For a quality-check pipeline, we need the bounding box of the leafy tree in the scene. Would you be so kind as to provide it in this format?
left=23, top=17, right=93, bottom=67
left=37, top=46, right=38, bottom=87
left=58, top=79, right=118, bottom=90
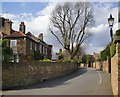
left=57, top=49, right=64, bottom=60
left=2, top=39, right=13, bottom=62
left=100, top=44, right=110, bottom=61
left=110, top=42, right=116, bottom=57
left=82, top=54, right=93, bottom=65
left=82, top=54, right=87, bottom=64
left=49, top=2, right=94, bottom=59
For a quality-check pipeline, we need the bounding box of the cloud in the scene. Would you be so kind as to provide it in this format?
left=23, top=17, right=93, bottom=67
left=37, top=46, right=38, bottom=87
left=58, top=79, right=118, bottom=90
left=90, top=24, right=108, bottom=33
left=36, top=2, right=57, bottom=16
left=86, top=44, right=105, bottom=54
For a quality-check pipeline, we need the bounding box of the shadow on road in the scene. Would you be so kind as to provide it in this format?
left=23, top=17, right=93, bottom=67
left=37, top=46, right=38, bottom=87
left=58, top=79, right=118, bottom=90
left=8, top=67, right=87, bottom=90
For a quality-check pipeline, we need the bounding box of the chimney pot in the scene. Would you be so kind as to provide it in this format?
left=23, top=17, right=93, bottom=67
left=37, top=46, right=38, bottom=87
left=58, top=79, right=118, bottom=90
left=38, top=33, right=43, bottom=41
left=19, top=22, right=25, bottom=34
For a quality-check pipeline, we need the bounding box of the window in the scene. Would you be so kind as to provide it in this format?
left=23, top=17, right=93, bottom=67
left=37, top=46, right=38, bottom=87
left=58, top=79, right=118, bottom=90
left=43, top=46, right=46, bottom=54
left=39, top=45, right=42, bottom=53
left=35, top=43, right=37, bottom=51
left=30, top=41, right=32, bottom=50
left=10, top=40, right=17, bottom=53
left=46, top=47, right=47, bottom=55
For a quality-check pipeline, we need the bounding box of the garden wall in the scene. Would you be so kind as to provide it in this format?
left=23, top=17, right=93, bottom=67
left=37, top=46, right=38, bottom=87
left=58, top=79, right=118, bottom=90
left=93, top=61, right=101, bottom=70
left=2, top=61, right=78, bottom=90
left=111, top=42, right=120, bottom=96
left=102, top=60, right=109, bottom=73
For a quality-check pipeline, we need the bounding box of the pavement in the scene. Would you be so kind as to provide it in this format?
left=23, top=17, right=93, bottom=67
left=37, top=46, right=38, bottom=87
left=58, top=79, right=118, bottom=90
left=2, top=67, right=113, bottom=96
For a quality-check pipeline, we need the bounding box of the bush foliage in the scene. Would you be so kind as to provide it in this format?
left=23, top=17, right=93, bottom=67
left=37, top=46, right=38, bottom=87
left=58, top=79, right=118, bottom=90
left=2, top=39, right=13, bottom=62
left=39, top=59, right=51, bottom=62
left=116, top=29, right=120, bottom=36
left=110, top=42, right=116, bottom=57
left=100, top=44, right=110, bottom=61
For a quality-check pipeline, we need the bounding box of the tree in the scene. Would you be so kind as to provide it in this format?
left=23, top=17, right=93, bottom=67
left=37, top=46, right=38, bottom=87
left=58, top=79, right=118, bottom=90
left=49, top=2, right=94, bottom=59
left=82, top=54, right=93, bottom=66
left=100, top=44, right=110, bottom=61
left=56, top=49, right=64, bottom=60
left=2, top=39, right=13, bottom=62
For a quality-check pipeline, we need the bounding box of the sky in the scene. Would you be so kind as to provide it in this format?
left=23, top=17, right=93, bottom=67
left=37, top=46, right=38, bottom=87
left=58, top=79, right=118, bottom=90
left=1, top=1, right=119, bottom=58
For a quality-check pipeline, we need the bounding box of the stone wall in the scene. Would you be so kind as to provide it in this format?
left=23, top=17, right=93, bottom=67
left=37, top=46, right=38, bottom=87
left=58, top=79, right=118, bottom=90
left=111, top=42, right=120, bottom=96
left=2, top=61, right=78, bottom=90
left=102, top=60, right=109, bottom=73
left=93, top=60, right=110, bottom=73
left=93, top=61, right=101, bottom=70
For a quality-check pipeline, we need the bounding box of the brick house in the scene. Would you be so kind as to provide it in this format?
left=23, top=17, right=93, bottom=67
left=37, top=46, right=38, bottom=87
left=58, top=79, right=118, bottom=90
left=0, top=17, right=52, bottom=62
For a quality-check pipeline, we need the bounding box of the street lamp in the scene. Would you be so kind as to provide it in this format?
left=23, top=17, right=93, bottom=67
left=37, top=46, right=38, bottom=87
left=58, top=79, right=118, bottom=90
left=107, top=14, right=114, bottom=73
left=108, top=14, right=114, bottom=42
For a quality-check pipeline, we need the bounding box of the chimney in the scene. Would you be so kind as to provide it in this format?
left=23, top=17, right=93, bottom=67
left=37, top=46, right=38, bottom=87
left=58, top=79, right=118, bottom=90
left=4, top=19, right=12, bottom=35
left=19, top=22, right=25, bottom=34
left=38, top=33, right=43, bottom=41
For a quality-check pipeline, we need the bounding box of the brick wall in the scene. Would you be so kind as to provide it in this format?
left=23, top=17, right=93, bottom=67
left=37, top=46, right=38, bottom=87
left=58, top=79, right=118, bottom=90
left=111, top=42, right=120, bottom=96
left=2, top=61, right=78, bottom=90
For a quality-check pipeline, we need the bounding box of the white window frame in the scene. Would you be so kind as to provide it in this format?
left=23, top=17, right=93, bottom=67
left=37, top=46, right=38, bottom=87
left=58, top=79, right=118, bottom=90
left=10, top=40, right=17, bottom=53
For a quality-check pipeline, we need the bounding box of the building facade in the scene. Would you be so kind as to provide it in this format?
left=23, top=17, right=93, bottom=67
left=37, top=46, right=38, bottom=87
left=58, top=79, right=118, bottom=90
left=1, top=17, right=52, bottom=62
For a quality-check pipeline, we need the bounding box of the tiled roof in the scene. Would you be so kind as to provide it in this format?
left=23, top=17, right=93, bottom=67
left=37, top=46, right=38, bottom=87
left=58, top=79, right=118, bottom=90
left=0, top=32, right=8, bottom=38
left=26, top=32, right=49, bottom=45
left=5, top=31, right=26, bottom=38
left=26, top=32, right=40, bottom=43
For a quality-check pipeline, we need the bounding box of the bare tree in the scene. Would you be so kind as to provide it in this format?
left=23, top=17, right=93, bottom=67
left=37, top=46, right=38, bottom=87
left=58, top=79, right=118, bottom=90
left=49, top=2, right=94, bottom=59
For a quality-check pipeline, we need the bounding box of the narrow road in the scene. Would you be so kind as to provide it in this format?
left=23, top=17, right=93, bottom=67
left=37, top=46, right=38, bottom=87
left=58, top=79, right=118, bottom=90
left=2, top=67, right=113, bottom=95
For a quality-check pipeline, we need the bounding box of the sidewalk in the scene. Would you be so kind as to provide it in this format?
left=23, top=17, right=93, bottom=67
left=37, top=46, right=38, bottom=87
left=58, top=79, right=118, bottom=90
left=94, top=70, right=113, bottom=96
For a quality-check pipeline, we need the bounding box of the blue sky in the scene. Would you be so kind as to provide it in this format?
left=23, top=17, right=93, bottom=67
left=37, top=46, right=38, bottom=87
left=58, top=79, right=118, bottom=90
left=1, top=2, right=119, bottom=56
left=2, top=2, right=48, bottom=15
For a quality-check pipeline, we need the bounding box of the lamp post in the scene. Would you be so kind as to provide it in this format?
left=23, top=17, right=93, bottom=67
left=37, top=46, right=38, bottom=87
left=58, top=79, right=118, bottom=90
left=108, top=14, right=114, bottom=42
left=107, top=14, right=114, bottom=73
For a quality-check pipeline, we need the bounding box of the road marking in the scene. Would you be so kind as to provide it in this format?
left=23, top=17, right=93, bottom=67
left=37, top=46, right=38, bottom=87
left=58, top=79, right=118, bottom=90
left=98, top=71, right=102, bottom=84
left=93, top=70, right=102, bottom=95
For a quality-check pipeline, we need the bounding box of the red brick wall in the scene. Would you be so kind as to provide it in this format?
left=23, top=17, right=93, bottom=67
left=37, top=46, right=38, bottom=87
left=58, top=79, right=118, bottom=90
left=17, top=39, right=26, bottom=55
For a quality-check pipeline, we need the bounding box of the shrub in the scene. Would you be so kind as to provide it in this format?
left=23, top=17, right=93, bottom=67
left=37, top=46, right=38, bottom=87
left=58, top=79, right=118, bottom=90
left=2, top=39, right=13, bottom=62
left=116, top=29, right=120, bottom=36
left=100, top=44, right=110, bottom=61
left=63, top=59, right=78, bottom=63
left=39, top=59, right=51, bottom=62
left=110, top=42, right=116, bottom=57
left=56, top=60, right=63, bottom=62
left=63, top=59, right=71, bottom=62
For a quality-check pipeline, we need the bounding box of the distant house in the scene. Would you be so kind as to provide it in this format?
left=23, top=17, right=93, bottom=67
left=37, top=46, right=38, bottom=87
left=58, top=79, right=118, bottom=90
left=0, top=17, right=52, bottom=62
left=93, top=52, right=99, bottom=61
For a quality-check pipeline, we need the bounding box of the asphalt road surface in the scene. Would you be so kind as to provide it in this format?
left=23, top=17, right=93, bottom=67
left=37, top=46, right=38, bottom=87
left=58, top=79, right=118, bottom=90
left=2, top=67, right=113, bottom=95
